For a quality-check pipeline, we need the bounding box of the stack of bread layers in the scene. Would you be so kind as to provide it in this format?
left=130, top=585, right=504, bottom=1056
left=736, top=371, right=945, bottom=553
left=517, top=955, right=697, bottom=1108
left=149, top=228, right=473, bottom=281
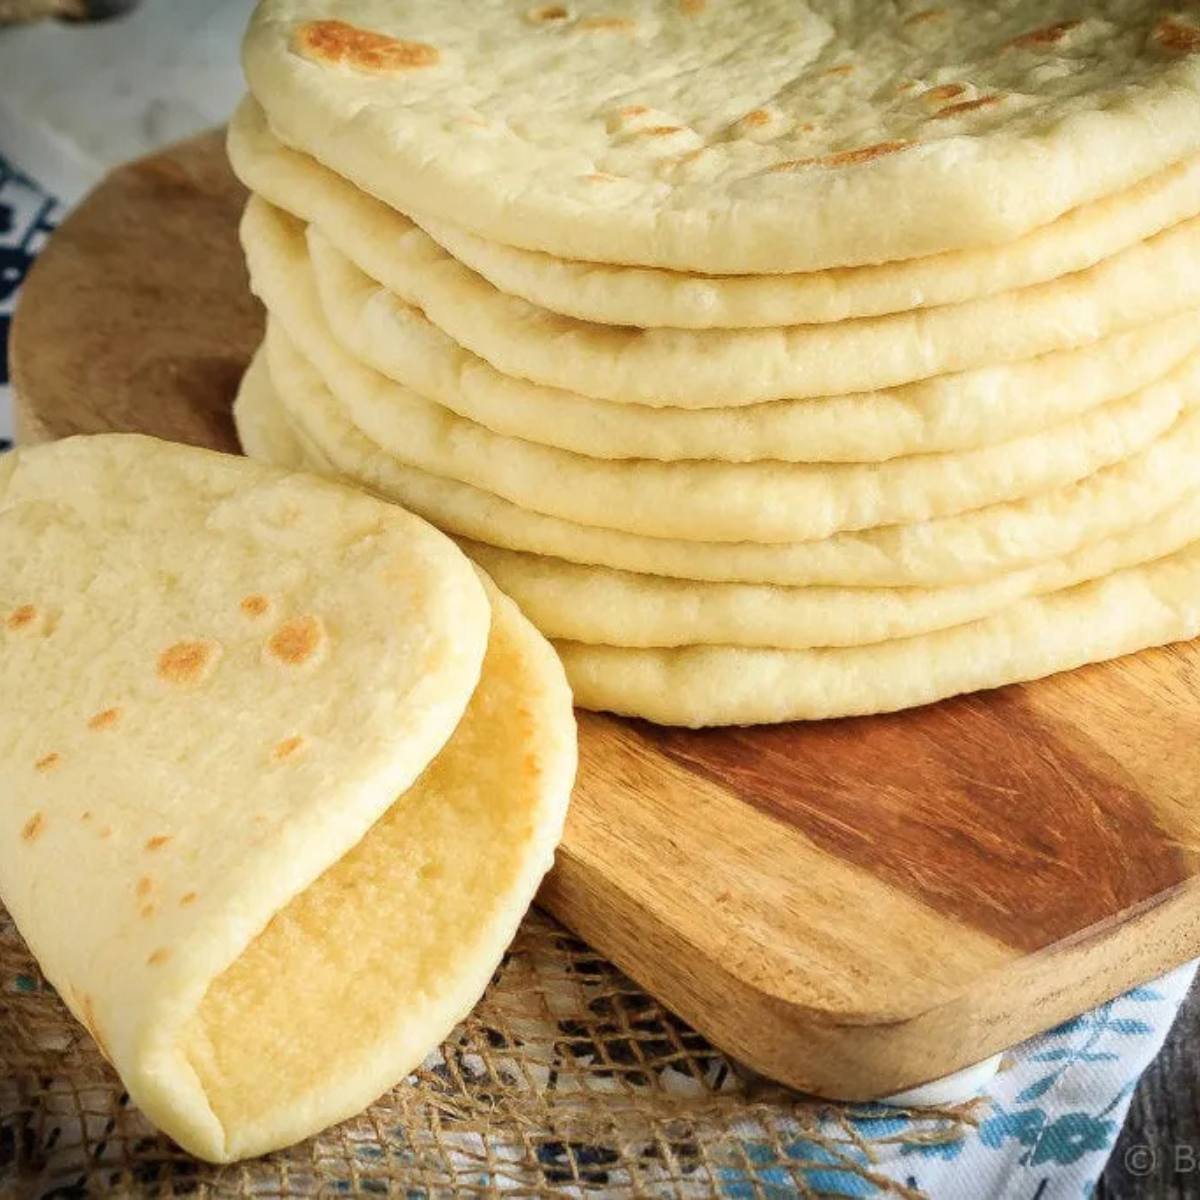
left=232, top=0, right=1200, bottom=727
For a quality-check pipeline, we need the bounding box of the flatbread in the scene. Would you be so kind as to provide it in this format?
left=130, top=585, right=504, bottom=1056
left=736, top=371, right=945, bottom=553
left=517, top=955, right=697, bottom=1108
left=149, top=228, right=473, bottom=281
left=464, top=488, right=1200, bottom=647
left=555, top=543, right=1200, bottom=725
left=229, top=98, right=1200, bottom=329
left=247, top=342, right=1200, bottom=589
left=245, top=204, right=1191, bottom=545
left=277, top=178, right=1200, bottom=465
left=243, top=0, right=1200, bottom=273
left=234, top=366, right=1200, bottom=653
left=0, top=434, right=575, bottom=1160
left=258, top=145, right=1200, bottom=407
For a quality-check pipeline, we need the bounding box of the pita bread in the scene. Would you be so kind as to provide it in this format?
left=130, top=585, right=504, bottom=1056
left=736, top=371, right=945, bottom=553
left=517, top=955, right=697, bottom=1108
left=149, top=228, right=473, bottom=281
left=246, top=341, right=1200, bottom=590
left=249, top=141, right=1200, bottom=407
left=0, top=434, right=575, bottom=1159
left=464, top=490, right=1200, bottom=647
left=245, top=203, right=1191, bottom=545
left=243, top=0, right=1200, bottom=273
left=229, top=98, right=1200, bottom=329
left=556, top=542, right=1200, bottom=724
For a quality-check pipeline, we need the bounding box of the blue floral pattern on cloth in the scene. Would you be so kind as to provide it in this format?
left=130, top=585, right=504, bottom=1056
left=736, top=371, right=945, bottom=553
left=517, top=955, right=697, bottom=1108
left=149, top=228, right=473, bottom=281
left=1, top=156, right=1196, bottom=1200
left=714, top=964, right=1196, bottom=1199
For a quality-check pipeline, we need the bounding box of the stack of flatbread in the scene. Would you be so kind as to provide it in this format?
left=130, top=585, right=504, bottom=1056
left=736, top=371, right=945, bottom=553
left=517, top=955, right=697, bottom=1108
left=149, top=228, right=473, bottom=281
left=232, top=0, right=1200, bottom=727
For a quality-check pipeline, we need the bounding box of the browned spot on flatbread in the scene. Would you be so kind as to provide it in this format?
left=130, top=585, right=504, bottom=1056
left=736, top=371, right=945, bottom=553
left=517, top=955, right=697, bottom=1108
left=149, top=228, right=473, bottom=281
left=81, top=811, right=92, bottom=822
left=922, top=82, right=966, bottom=101
left=157, top=639, right=221, bottom=685
left=578, top=16, right=635, bottom=32
left=637, top=125, right=686, bottom=137
left=88, top=707, right=121, bottom=731
left=1008, top=19, right=1081, bottom=49
left=136, top=876, right=153, bottom=898
left=636, top=686, right=1190, bottom=953
left=140, top=903, right=157, bottom=920
left=34, top=753, right=60, bottom=773
left=771, top=140, right=913, bottom=171
left=1155, top=16, right=1200, bottom=53
left=5, top=605, right=36, bottom=631
left=904, top=8, right=945, bottom=24
left=240, top=594, right=270, bottom=618
left=821, top=63, right=855, bottom=76
left=180, top=891, right=198, bottom=907
left=266, top=615, right=326, bottom=667
left=679, top=0, right=705, bottom=12
left=930, top=94, right=1004, bottom=119
left=98, top=826, right=112, bottom=839
left=21, top=812, right=45, bottom=842
left=740, top=109, right=772, bottom=127
left=292, top=19, right=439, bottom=73
left=617, top=105, right=649, bottom=119
left=147, top=948, right=170, bottom=967
left=583, top=172, right=620, bottom=182
left=273, top=735, right=306, bottom=761
left=526, top=3, right=569, bottom=21
left=145, top=835, right=172, bottom=852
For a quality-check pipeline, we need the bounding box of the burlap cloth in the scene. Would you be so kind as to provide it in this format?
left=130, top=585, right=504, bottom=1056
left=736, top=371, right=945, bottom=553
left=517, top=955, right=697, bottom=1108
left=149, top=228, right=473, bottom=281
left=0, top=899, right=978, bottom=1198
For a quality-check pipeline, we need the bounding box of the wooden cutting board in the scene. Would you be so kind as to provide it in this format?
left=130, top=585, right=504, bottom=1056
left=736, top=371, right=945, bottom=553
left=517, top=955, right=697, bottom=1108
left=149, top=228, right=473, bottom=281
left=12, top=132, right=1200, bottom=1100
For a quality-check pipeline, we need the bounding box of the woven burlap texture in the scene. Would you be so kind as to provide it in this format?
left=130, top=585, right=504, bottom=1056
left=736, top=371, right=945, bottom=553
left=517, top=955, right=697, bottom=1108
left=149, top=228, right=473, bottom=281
left=0, top=903, right=980, bottom=1198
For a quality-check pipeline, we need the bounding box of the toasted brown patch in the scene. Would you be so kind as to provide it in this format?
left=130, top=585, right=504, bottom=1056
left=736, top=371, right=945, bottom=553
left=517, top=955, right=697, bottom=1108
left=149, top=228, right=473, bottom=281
left=145, top=835, right=172, bottom=852
left=930, top=94, right=1003, bottom=119
left=98, top=826, right=112, bottom=839
left=740, top=109, right=772, bottom=127
left=240, top=594, right=270, bottom=619
left=81, top=811, right=92, bottom=822
left=21, top=812, right=45, bottom=842
left=771, top=140, right=913, bottom=172
left=139, top=904, right=157, bottom=920
left=583, top=172, right=620, bottom=182
left=136, top=876, right=153, bottom=898
left=292, top=19, right=439, bottom=72
left=273, top=736, right=306, bottom=761
left=34, top=753, right=61, bottom=774
left=904, top=8, right=945, bottom=24
left=266, top=615, right=326, bottom=667
left=922, top=82, right=966, bottom=101
left=88, top=707, right=121, bottom=732
left=5, top=605, right=36, bottom=631
left=1008, top=20, right=1081, bottom=49
left=180, top=891, right=198, bottom=907
left=1155, top=17, right=1200, bottom=53
left=636, top=125, right=686, bottom=137
left=821, top=63, right=855, bottom=76
left=578, top=16, right=635, bottom=31
left=617, top=104, right=649, bottom=119
left=157, top=639, right=221, bottom=686
left=526, top=3, right=569, bottom=20
left=147, top=948, right=170, bottom=967
left=679, top=0, right=705, bottom=11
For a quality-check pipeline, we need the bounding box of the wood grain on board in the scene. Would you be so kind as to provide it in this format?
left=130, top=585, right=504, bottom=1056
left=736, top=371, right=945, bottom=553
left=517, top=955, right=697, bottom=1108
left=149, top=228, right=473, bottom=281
left=11, top=132, right=1200, bottom=1099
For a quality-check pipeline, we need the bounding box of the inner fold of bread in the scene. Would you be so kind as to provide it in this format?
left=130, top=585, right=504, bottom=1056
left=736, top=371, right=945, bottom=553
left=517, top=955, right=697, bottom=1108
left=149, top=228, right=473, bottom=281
left=176, top=607, right=547, bottom=1160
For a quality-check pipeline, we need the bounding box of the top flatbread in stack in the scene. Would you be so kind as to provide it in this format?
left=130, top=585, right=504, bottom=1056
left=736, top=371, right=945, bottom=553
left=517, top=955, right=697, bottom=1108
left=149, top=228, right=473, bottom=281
left=244, top=0, right=1200, bottom=272
left=236, top=0, right=1200, bottom=726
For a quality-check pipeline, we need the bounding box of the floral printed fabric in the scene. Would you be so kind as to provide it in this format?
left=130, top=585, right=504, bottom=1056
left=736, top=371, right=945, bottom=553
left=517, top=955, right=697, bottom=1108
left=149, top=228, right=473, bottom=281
left=2, top=154, right=1196, bottom=1200
left=716, top=962, right=1196, bottom=1198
